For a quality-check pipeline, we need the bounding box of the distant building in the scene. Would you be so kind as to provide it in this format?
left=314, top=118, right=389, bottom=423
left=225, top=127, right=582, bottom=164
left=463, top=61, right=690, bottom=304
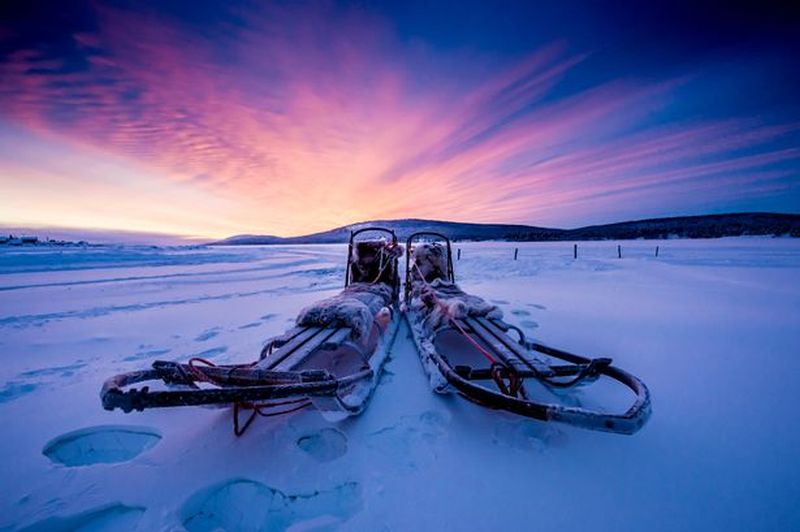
left=0, top=234, right=41, bottom=246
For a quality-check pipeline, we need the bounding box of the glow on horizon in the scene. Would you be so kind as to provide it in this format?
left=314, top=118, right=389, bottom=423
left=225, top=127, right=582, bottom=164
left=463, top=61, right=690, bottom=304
left=1, top=3, right=798, bottom=239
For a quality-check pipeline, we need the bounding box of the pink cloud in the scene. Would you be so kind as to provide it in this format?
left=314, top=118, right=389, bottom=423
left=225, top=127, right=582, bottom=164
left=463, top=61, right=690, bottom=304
left=0, top=2, right=797, bottom=236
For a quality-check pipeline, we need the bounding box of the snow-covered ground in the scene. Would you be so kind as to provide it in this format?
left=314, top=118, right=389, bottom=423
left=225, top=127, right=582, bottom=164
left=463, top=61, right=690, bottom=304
left=1, top=238, right=799, bottom=531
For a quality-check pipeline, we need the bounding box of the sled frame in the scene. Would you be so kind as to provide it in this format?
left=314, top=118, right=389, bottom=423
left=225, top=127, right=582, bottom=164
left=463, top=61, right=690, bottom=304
left=101, top=227, right=402, bottom=416
left=404, top=231, right=651, bottom=434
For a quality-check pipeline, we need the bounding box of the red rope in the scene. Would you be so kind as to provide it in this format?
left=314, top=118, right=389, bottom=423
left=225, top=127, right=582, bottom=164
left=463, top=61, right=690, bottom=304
left=199, top=243, right=400, bottom=436
left=187, top=357, right=219, bottom=382
left=411, top=261, right=497, bottom=365
left=411, top=258, right=530, bottom=398
left=250, top=397, right=310, bottom=413
left=234, top=399, right=312, bottom=436
left=448, top=316, right=497, bottom=365
left=184, top=357, right=311, bottom=436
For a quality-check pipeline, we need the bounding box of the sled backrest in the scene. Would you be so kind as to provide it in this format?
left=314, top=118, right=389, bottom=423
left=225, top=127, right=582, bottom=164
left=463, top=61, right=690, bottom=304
left=404, top=231, right=455, bottom=303
left=345, top=227, right=401, bottom=299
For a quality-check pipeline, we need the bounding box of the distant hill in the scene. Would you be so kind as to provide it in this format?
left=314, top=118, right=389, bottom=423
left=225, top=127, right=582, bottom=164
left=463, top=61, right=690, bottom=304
left=559, top=213, right=800, bottom=241
left=212, top=212, right=800, bottom=245
left=214, top=219, right=563, bottom=245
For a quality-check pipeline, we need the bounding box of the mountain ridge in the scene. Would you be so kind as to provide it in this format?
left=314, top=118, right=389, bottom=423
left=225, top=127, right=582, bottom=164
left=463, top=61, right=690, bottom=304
left=212, top=212, right=800, bottom=245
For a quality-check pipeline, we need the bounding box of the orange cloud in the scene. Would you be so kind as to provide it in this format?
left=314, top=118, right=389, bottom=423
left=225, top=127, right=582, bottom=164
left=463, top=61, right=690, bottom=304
left=1, top=3, right=797, bottom=238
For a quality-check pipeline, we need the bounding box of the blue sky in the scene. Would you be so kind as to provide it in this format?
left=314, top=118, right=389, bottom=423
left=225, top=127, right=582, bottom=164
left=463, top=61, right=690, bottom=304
left=1, top=0, right=798, bottom=237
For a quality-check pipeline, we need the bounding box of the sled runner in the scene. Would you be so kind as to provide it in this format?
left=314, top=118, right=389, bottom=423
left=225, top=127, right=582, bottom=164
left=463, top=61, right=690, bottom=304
left=101, top=227, right=403, bottom=435
left=403, top=232, right=651, bottom=434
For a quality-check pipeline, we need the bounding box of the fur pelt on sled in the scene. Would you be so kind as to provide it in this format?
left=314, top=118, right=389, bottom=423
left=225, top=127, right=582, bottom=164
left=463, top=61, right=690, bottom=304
left=409, top=242, right=449, bottom=283
left=349, top=239, right=404, bottom=285
left=408, top=243, right=502, bottom=332
left=297, top=282, right=394, bottom=340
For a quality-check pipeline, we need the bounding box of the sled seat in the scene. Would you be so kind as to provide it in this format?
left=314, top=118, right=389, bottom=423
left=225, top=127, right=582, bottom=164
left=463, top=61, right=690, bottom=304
left=465, top=317, right=553, bottom=375
left=99, top=227, right=403, bottom=434
left=258, top=326, right=353, bottom=372
left=450, top=316, right=612, bottom=383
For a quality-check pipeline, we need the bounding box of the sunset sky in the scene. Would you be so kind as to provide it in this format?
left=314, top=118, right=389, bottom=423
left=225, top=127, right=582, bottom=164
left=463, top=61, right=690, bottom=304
left=1, top=1, right=799, bottom=239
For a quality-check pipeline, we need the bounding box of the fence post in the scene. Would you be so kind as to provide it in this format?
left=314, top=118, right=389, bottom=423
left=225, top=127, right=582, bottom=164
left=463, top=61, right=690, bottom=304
left=457, top=248, right=461, bottom=261
left=573, top=243, right=577, bottom=259
left=655, top=245, right=659, bottom=257
left=514, top=247, right=519, bottom=260
left=617, top=245, right=622, bottom=259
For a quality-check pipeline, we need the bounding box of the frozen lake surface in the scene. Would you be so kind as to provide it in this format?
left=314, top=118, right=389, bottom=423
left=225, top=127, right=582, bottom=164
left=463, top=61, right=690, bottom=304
left=1, top=238, right=799, bottom=530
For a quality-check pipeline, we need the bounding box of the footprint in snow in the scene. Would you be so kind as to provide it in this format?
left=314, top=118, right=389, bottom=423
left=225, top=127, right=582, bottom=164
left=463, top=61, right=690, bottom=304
left=237, top=313, right=277, bottom=329
left=0, top=362, right=88, bottom=404
left=18, top=361, right=87, bottom=378
left=19, top=503, right=145, bottom=531
left=491, top=420, right=565, bottom=451
left=520, top=320, right=539, bottom=330
left=122, top=348, right=171, bottom=362
left=490, top=299, right=510, bottom=305
left=43, top=425, right=161, bottom=466
left=418, top=409, right=450, bottom=436
left=191, top=347, right=227, bottom=359
left=0, top=381, right=38, bottom=404
left=526, top=303, right=547, bottom=310
left=296, top=428, right=348, bottom=462
left=367, top=410, right=450, bottom=469
left=510, top=309, right=531, bottom=317
left=180, top=479, right=362, bottom=531
left=378, top=368, right=395, bottom=386
left=194, top=327, right=221, bottom=342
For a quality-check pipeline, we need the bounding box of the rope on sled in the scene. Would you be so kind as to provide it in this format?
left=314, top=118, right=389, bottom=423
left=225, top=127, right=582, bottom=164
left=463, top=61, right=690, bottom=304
left=233, top=399, right=312, bottom=437
left=188, top=238, right=401, bottom=436
left=143, top=238, right=399, bottom=437
left=231, top=238, right=398, bottom=436
left=410, top=261, right=525, bottom=398
left=185, top=357, right=312, bottom=437
left=370, top=239, right=400, bottom=284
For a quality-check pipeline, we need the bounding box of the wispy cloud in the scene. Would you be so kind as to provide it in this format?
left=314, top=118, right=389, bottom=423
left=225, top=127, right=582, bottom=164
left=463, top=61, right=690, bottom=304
left=0, top=2, right=797, bottom=237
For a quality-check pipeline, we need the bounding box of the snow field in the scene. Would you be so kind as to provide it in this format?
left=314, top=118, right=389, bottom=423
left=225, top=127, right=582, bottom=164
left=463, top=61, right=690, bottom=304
left=1, top=238, right=798, bottom=530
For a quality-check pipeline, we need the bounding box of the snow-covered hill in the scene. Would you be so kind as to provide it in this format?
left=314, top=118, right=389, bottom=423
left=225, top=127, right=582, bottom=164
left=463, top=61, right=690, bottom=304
left=213, top=212, right=800, bottom=245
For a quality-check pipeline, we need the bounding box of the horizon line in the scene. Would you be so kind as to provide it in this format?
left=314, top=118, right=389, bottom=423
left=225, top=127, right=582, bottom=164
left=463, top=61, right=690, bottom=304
left=4, top=210, right=798, bottom=244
